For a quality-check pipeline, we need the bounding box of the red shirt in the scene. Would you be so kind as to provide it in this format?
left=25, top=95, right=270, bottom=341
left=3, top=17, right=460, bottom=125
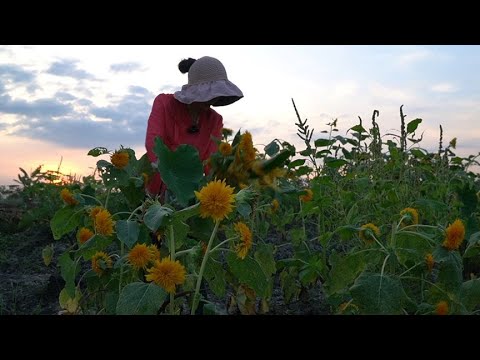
left=145, top=94, right=223, bottom=196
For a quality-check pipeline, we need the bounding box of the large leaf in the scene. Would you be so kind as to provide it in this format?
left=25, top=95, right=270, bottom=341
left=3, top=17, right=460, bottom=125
left=143, top=204, right=173, bottom=232
left=350, top=272, right=410, bottom=314
left=460, top=279, right=480, bottom=312
left=406, top=118, right=422, bottom=134
left=166, top=220, right=189, bottom=251
left=254, top=244, right=276, bottom=277
left=395, top=232, right=433, bottom=267
left=58, top=252, right=80, bottom=298
left=227, top=252, right=269, bottom=298
left=204, top=258, right=226, bottom=297
left=116, top=220, right=140, bottom=249
left=325, top=251, right=366, bottom=296
left=264, top=140, right=280, bottom=156
left=116, top=282, right=167, bottom=315
left=153, top=137, right=203, bottom=206
left=50, top=207, right=83, bottom=240
left=77, top=234, right=113, bottom=261
left=434, top=248, right=463, bottom=293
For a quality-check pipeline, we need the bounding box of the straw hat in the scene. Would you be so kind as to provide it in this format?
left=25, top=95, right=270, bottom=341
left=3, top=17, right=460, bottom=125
left=174, top=56, right=243, bottom=106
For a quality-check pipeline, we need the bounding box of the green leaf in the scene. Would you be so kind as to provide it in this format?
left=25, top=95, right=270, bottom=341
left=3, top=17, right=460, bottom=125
left=204, top=258, right=226, bottom=297
left=295, top=166, right=311, bottom=176
left=236, top=203, right=252, bottom=219
left=299, top=149, right=313, bottom=156
left=116, top=282, right=167, bottom=315
left=348, top=124, right=367, bottom=134
left=350, top=272, right=410, bottom=314
left=172, top=203, right=200, bottom=223
left=166, top=220, right=189, bottom=251
left=50, top=206, right=83, bottom=240
left=143, top=204, right=173, bottom=232
left=464, top=231, right=480, bottom=258
left=314, top=138, right=334, bottom=147
left=434, top=247, right=463, bottom=292
left=59, top=287, right=82, bottom=313
left=410, top=148, right=427, bottom=159
left=77, top=234, right=113, bottom=261
left=254, top=244, right=276, bottom=277
left=325, top=251, right=366, bottom=296
left=58, top=252, right=79, bottom=298
left=325, top=158, right=348, bottom=169
left=460, top=279, right=480, bottom=312
left=287, top=159, right=306, bottom=168
left=105, top=291, right=119, bottom=315
left=87, top=147, right=109, bottom=157
left=116, top=220, right=140, bottom=249
left=395, top=231, right=433, bottom=267
left=153, top=137, right=204, bottom=206
left=261, top=149, right=292, bottom=173
left=280, top=268, right=301, bottom=304
left=264, top=141, right=280, bottom=156
left=227, top=252, right=269, bottom=298
left=407, top=118, right=422, bottom=134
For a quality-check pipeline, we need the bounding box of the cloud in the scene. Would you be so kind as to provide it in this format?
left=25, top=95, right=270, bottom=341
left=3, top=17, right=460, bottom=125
left=395, top=48, right=432, bottom=67
left=431, top=83, right=457, bottom=93
left=110, top=62, right=143, bottom=73
left=46, top=59, right=96, bottom=80
left=128, top=85, right=151, bottom=95
left=0, top=94, right=72, bottom=118
left=0, top=64, right=36, bottom=83
left=55, top=91, right=77, bottom=101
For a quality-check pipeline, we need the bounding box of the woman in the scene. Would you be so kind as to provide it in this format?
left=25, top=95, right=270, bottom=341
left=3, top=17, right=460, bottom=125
left=145, top=56, right=244, bottom=198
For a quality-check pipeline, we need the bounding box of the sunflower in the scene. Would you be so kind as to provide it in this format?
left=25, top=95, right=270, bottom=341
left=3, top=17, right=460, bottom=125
left=89, top=206, right=104, bottom=221
left=145, top=258, right=186, bottom=293
left=219, top=142, right=233, bottom=156
left=195, top=179, right=235, bottom=221
left=359, top=223, right=380, bottom=244
left=111, top=150, right=130, bottom=169
left=442, top=219, right=465, bottom=251
left=148, top=244, right=161, bottom=261
left=60, top=188, right=78, bottom=206
left=271, top=199, right=280, bottom=213
left=94, top=209, right=115, bottom=237
left=128, top=244, right=155, bottom=270
left=400, top=207, right=419, bottom=227
left=234, top=222, right=253, bottom=260
left=299, top=189, right=314, bottom=203
left=91, top=251, right=112, bottom=276
left=435, top=301, right=449, bottom=315
left=77, top=227, right=94, bottom=244
left=236, top=131, right=256, bottom=168
left=425, top=253, right=434, bottom=272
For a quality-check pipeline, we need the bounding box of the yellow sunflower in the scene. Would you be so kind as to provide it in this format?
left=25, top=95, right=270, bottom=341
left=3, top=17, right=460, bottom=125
left=219, top=142, right=233, bottom=156
left=435, top=301, right=449, bottom=315
left=194, top=179, right=235, bottom=221
left=91, top=251, right=112, bottom=276
left=94, top=209, right=115, bottom=236
left=128, top=244, right=155, bottom=270
left=425, top=253, right=434, bottom=272
left=234, top=222, right=253, bottom=260
left=359, top=223, right=380, bottom=244
left=145, top=258, right=186, bottom=293
left=111, top=150, right=130, bottom=169
left=77, top=227, right=94, bottom=244
left=442, top=219, right=465, bottom=251
left=400, top=207, right=419, bottom=227
left=148, top=244, right=161, bottom=261
left=60, top=188, right=78, bottom=206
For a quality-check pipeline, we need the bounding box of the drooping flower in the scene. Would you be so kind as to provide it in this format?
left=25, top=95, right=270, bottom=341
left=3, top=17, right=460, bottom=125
left=145, top=258, right=186, bottom=293
left=359, top=223, right=380, bottom=244
left=234, top=222, right=253, bottom=260
left=195, top=179, right=235, bottom=221
left=435, top=301, right=449, bottom=315
left=91, top=251, right=112, bottom=276
left=299, top=189, right=314, bottom=203
left=400, top=207, right=419, bottom=227
left=219, top=142, right=233, bottom=156
left=60, top=188, right=78, bottom=206
left=271, top=199, right=280, bottom=213
left=128, top=244, right=155, bottom=270
left=111, top=150, right=130, bottom=169
left=77, top=227, right=94, bottom=244
left=94, top=209, right=115, bottom=236
left=425, top=253, right=434, bottom=272
left=442, top=219, right=465, bottom=251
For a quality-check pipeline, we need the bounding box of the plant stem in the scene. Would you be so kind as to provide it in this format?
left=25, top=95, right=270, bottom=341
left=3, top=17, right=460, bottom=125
left=191, top=220, right=220, bottom=315
left=169, top=224, right=175, bottom=315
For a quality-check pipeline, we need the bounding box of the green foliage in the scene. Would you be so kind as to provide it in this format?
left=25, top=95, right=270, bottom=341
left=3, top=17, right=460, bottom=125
left=116, top=282, right=167, bottom=315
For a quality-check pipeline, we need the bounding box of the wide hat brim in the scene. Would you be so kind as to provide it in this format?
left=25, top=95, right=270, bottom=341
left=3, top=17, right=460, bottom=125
left=174, top=79, right=243, bottom=106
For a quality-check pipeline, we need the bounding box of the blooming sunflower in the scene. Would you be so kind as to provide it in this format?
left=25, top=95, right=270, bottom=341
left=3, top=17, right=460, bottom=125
left=234, top=222, right=253, bottom=260
left=194, top=179, right=235, bottom=221
left=77, top=227, right=94, bottom=244
left=236, top=131, right=256, bottom=167
left=89, top=206, right=104, bottom=221
left=91, top=251, right=112, bottom=276
left=425, top=253, right=434, bottom=272
left=359, top=223, right=380, bottom=244
left=299, top=189, right=314, bottom=203
left=111, top=150, right=130, bottom=169
left=94, top=209, right=115, bottom=236
left=145, top=258, right=186, bottom=293
left=442, top=219, right=465, bottom=251
left=400, top=207, right=419, bottom=227
left=148, top=244, right=161, bottom=261
left=435, top=301, right=449, bottom=315
left=60, top=188, right=78, bottom=206
left=219, top=142, right=233, bottom=156
left=128, top=244, right=154, bottom=270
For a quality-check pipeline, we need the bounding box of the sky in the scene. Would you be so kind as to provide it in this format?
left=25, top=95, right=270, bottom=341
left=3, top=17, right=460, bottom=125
left=1, top=45, right=479, bottom=186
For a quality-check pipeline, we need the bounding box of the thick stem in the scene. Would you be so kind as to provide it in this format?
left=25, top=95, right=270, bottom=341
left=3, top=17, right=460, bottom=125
left=191, top=220, right=220, bottom=315
left=169, top=225, right=175, bottom=315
